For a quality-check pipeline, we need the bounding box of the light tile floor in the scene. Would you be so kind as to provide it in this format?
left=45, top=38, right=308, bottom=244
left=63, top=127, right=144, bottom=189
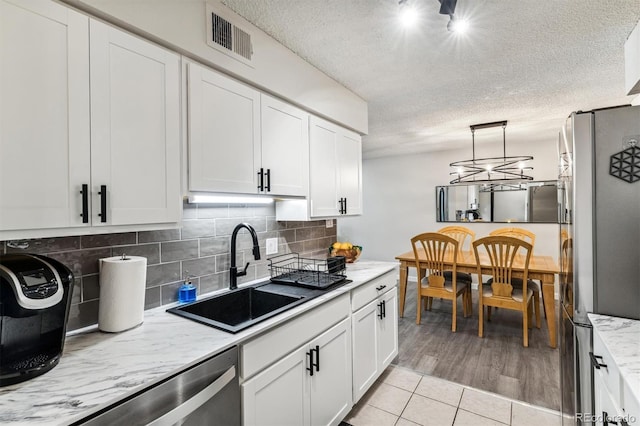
left=344, top=365, right=562, bottom=426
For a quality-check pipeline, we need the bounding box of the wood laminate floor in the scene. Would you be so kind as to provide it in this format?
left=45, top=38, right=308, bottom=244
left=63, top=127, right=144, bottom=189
left=394, top=286, right=561, bottom=411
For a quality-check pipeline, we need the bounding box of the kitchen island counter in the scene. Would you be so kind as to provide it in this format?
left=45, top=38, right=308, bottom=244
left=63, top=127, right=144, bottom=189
left=0, top=260, right=396, bottom=425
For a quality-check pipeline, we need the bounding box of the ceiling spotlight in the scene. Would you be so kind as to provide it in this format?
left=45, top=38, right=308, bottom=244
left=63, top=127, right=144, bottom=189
left=399, top=0, right=419, bottom=28
left=447, top=16, right=469, bottom=33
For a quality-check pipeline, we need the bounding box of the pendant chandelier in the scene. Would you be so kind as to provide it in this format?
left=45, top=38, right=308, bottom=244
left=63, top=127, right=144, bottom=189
left=449, top=120, right=533, bottom=185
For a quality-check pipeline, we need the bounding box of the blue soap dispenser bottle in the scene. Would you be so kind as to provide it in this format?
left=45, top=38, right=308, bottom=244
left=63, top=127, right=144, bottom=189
left=178, top=275, right=197, bottom=303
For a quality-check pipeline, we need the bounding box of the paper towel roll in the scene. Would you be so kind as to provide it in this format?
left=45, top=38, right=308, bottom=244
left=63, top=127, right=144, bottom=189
left=98, top=255, right=147, bottom=333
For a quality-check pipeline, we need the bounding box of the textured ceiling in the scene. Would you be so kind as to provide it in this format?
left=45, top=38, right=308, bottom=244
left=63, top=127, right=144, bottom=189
left=222, top=0, right=640, bottom=159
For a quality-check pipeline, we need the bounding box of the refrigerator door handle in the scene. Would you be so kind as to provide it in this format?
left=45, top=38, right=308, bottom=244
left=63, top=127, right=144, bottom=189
left=589, top=352, right=607, bottom=369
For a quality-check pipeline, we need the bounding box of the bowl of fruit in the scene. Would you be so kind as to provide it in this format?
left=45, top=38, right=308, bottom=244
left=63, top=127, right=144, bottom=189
left=329, top=242, right=362, bottom=263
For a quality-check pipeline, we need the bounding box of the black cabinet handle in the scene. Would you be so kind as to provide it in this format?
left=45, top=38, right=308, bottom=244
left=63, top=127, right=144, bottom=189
left=338, top=198, right=343, bottom=214
left=257, top=168, right=264, bottom=191
left=382, top=299, right=386, bottom=318
left=589, top=352, right=607, bottom=369
left=265, top=169, right=271, bottom=192
left=80, top=184, right=89, bottom=223
left=98, top=185, right=107, bottom=223
left=377, top=301, right=384, bottom=319
left=306, top=349, right=314, bottom=376
left=338, top=197, right=347, bottom=214
left=306, top=345, right=320, bottom=375
left=376, top=285, right=387, bottom=291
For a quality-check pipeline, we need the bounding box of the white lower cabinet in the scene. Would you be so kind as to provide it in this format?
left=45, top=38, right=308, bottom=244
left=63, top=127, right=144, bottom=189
left=591, top=326, right=639, bottom=426
left=352, top=281, right=398, bottom=403
left=594, top=370, right=623, bottom=426
left=240, top=270, right=398, bottom=426
left=242, top=317, right=352, bottom=426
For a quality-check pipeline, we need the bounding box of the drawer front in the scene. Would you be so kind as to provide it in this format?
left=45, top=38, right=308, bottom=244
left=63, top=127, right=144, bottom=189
left=593, top=328, right=621, bottom=404
left=241, top=293, right=350, bottom=380
left=351, top=271, right=397, bottom=312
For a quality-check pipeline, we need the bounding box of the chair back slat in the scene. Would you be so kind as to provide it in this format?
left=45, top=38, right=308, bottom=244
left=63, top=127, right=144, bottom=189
left=411, top=232, right=458, bottom=289
left=473, top=235, right=532, bottom=300
left=489, top=227, right=535, bottom=255
left=438, top=226, right=475, bottom=255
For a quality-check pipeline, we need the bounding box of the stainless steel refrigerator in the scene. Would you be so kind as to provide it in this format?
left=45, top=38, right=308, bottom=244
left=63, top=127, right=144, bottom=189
left=558, top=105, right=640, bottom=425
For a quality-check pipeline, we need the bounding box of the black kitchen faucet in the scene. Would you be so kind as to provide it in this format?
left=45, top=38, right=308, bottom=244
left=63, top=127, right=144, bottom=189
left=229, top=223, right=261, bottom=290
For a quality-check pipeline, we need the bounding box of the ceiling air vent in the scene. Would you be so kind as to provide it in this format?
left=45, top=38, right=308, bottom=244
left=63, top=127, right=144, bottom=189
left=206, top=6, right=253, bottom=66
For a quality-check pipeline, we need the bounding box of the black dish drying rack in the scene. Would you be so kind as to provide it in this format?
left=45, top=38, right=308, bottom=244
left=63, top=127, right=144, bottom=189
left=268, top=253, right=346, bottom=289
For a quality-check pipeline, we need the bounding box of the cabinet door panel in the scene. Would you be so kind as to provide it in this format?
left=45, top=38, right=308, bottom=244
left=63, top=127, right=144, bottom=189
left=352, top=300, right=379, bottom=403
left=242, top=347, right=310, bottom=426
left=90, top=20, right=180, bottom=225
left=0, top=0, right=90, bottom=230
left=337, top=130, right=362, bottom=215
left=188, top=62, right=260, bottom=193
left=309, top=117, right=339, bottom=217
left=594, top=370, right=624, bottom=426
left=378, top=289, right=399, bottom=370
left=310, top=318, right=352, bottom=426
left=261, top=95, right=309, bottom=196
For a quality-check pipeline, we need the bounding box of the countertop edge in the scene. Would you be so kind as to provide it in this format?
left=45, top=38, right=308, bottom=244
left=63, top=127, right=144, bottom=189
left=0, top=260, right=397, bottom=425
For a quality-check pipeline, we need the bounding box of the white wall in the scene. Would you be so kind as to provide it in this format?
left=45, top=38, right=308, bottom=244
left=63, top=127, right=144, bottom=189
left=338, top=139, right=560, bottom=279
left=61, top=0, right=368, bottom=133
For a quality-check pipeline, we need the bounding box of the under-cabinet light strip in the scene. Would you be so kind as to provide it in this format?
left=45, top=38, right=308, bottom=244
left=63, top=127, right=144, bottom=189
left=188, top=194, right=274, bottom=204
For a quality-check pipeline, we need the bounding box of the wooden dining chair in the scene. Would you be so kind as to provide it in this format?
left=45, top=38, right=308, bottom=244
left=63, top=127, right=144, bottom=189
left=489, top=227, right=536, bottom=247
left=437, top=226, right=476, bottom=254
left=411, top=232, right=471, bottom=331
left=438, top=226, right=475, bottom=284
left=489, top=227, right=543, bottom=327
left=473, top=236, right=535, bottom=347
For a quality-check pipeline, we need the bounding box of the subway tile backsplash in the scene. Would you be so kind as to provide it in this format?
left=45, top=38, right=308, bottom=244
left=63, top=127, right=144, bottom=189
left=0, top=202, right=336, bottom=331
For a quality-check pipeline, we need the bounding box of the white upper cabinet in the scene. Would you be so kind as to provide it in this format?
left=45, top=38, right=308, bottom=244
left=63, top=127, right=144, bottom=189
left=275, top=115, right=363, bottom=220
left=188, top=61, right=261, bottom=194
left=187, top=61, right=308, bottom=197
left=90, top=20, right=181, bottom=226
left=0, top=0, right=90, bottom=231
left=337, top=129, right=363, bottom=216
left=260, top=94, right=309, bottom=197
left=309, top=117, right=340, bottom=217
left=309, top=116, right=362, bottom=218
left=625, top=19, right=640, bottom=95
left=0, top=2, right=181, bottom=237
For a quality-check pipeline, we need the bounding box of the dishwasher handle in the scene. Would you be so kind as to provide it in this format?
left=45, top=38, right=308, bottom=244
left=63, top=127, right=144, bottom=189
left=147, top=365, right=236, bottom=426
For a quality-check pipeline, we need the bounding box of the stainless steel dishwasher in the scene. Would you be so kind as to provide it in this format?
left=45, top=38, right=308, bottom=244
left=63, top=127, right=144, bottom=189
left=74, top=346, right=240, bottom=426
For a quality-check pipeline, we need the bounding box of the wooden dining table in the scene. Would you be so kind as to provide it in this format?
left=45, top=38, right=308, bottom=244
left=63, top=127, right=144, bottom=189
left=395, top=249, right=560, bottom=348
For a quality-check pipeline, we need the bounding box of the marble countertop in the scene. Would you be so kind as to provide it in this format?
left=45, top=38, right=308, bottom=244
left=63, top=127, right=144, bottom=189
left=0, top=260, right=397, bottom=425
left=588, top=313, right=640, bottom=405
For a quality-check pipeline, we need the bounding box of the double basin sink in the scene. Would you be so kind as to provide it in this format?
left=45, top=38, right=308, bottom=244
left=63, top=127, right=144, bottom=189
left=167, top=281, right=346, bottom=334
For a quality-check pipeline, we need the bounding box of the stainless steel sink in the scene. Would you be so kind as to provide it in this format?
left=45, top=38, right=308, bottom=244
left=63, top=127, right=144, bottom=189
left=167, top=282, right=318, bottom=333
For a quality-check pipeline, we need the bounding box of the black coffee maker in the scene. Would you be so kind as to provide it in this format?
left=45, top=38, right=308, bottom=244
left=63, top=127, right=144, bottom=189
left=0, top=254, right=74, bottom=386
